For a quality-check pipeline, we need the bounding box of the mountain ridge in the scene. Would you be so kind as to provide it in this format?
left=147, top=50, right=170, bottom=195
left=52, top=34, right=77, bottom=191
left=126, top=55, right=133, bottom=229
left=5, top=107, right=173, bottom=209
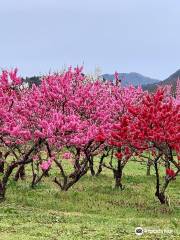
left=143, top=69, right=180, bottom=92
left=102, top=72, right=160, bottom=87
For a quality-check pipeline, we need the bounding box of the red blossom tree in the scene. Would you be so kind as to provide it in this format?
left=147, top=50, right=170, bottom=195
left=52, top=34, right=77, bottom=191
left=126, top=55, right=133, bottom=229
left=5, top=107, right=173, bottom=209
left=111, top=88, right=180, bottom=203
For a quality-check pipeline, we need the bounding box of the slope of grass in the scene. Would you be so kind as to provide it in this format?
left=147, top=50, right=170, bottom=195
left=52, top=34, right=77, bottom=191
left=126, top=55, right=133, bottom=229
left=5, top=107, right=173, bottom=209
left=0, top=161, right=179, bottom=240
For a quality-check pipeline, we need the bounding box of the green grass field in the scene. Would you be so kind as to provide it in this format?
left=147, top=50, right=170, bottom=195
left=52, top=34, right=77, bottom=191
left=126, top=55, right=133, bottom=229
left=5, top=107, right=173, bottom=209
left=0, top=161, right=179, bottom=240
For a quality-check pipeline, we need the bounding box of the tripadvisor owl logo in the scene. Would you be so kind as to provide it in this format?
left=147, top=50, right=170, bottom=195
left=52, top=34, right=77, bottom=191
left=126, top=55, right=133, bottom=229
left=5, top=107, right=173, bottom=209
left=135, top=227, right=144, bottom=236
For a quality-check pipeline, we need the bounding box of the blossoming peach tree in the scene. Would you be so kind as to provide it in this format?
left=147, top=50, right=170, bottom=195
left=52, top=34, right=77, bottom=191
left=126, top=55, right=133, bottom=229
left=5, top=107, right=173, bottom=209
left=0, top=69, right=45, bottom=200
left=110, top=88, right=180, bottom=204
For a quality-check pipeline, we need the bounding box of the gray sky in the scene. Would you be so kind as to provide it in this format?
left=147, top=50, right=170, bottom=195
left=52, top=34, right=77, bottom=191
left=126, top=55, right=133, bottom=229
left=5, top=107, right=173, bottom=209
left=0, top=0, right=179, bottom=79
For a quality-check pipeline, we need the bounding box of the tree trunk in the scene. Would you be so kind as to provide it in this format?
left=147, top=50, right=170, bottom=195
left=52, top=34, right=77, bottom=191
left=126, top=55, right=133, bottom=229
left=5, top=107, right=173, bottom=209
left=0, top=161, right=4, bottom=174
left=109, top=148, right=114, bottom=167
left=164, top=155, right=170, bottom=169
left=14, top=165, right=25, bottom=181
left=0, top=162, right=17, bottom=201
left=62, top=166, right=89, bottom=191
left=43, top=170, right=49, bottom=177
left=157, top=177, right=170, bottom=205
left=74, top=148, right=81, bottom=170
left=156, top=192, right=167, bottom=204
left=54, top=156, right=89, bottom=191
left=114, top=175, right=123, bottom=189
left=0, top=182, right=5, bottom=202
left=146, top=160, right=151, bottom=176
left=89, top=155, right=95, bottom=176
left=96, top=154, right=105, bottom=176
left=154, top=155, right=168, bottom=205
left=96, top=148, right=110, bottom=176
left=114, top=161, right=123, bottom=190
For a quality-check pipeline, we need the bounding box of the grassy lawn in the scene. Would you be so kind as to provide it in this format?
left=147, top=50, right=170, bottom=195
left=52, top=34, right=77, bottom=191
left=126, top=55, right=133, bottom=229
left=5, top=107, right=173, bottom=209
left=0, top=161, right=179, bottom=240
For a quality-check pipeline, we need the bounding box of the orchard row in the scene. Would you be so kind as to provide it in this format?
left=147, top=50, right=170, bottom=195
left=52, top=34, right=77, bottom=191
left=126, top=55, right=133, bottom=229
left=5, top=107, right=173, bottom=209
left=0, top=67, right=179, bottom=204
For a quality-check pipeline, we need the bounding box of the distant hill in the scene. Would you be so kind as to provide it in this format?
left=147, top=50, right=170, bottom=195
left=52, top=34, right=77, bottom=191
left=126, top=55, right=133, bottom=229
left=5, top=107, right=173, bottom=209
left=143, top=69, right=180, bottom=92
left=102, top=72, right=160, bottom=87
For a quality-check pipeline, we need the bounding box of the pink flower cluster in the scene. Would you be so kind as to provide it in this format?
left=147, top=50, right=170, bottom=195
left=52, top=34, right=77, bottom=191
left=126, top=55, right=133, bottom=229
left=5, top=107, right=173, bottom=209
left=40, top=159, right=52, bottom=171
left=63, top=152, right=72, bottom=159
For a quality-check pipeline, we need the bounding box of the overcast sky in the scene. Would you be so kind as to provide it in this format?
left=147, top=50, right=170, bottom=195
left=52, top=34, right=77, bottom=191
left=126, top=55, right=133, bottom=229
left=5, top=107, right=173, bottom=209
left=0, top=0, right=179, bottom=79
